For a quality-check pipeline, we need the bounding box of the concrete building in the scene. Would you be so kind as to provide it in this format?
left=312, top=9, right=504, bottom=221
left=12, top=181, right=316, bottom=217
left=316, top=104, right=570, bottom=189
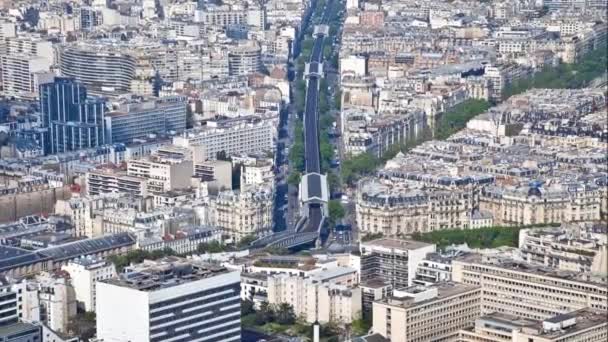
left=228, top=42, right=263, bottom=76
left=240, top=159, right=274, bottom=190
left=413, top=253, right=453, bottom=286
left=96, top=257, right=241, bottom=342
left=452, top=253, right=608, bottom=320
left=360, top=238, right=436, bottom=289
left=105, top=96, right=187, bottom=144
left=61, top=256, right=117, bottom=312
left=59, top=44, right=136, bottom=96
left=194, top=160, right=233, bottom=191
left=0, top=323, right=42, bottom=342
left=86, top=169, right=148, bottom=197
left=457, top=309, right=608, bottom=342
left=127, top=155, right=193, bottom=194
left=174, top=118, right=274, bottom=160
left=0, top=55, right=52, bottom=100
left=519, top=226, right=608, bottom=275
left=340, top=55, right=367, bottom=78
left=372, top=283, right=482, bottom=342
left=267, top=267, right=361, bottom=324
left=13, top=273, right=77, bottom=334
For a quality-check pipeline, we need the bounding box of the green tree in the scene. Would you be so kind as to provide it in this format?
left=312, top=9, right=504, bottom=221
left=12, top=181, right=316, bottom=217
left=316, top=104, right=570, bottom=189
left=328, top=200, right=345, bottom=225
left=237, top=235, right=257, bottom=248
left=287, top=171, right=302, bottom=186
left=255, top=301, right=275, bottom=325
left=274, top=303, right=296, bottom=325
left=241, top=299, right=255, bottom=316
left=351, top=316, right=372, bottom=336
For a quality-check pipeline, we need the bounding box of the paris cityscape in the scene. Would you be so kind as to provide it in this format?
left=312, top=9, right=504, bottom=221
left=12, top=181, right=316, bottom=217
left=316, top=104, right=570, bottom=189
left=0, top=0, right=606, bottom=341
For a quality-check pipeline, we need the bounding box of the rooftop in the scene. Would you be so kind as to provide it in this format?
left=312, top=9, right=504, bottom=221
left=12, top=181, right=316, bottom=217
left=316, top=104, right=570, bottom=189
left=361, top=238, right=434, bottom=251
left=104, top=257, right=233, bottom=291
left=379, top=282, right=480, bottom=308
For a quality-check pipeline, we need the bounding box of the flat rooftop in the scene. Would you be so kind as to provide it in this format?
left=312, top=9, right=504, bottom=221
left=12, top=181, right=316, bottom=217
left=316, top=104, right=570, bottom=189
left=378, top=282, right=480, bottom=309
left=104, top=257, right=233, bottom=291
left=455, top=253, right=608, bottom=286
left=361, top=238, right=433, bottom=251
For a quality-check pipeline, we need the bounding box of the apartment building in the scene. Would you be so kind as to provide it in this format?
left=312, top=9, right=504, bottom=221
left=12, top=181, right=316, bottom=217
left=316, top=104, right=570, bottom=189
left=97, top=258, right=241, bottom=342
left=360, top=238, right=436, bottom=289
left=127, top=156, right=193, bottom=194
left=343, top=110, right=426, bottom=159
left=61, top=257, right=117, bottom=313
left=452, top=253, right=608, bottom=320
left=356, top=179, right=473, bottom=235
left=519, top=226, right=607, bottom=274
left=173, top=117, right=274, bottom=160
left=479, top=182, right=602, bottom=226
left=372, top=283, right=482, bottom=342
left=86, top=169, right=148, bottom=197
left=194, top=160, right=233, bottom=191
left=0, top=55, right=52, bottom=100
left=267, top=267, right=361, bottom=324
left=60, top=43, right=136, bottom=96
left=457, top=309, right=608, bottom=342
left=0, top=284, right=42, bottom=342
left=105, top=96, right=187, bottom=144
left=210, top=186, right=273, bottom=242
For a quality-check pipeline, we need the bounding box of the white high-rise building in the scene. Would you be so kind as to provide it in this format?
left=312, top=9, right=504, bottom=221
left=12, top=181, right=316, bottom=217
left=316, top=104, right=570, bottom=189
left=97, top=257, right=241, bottom=342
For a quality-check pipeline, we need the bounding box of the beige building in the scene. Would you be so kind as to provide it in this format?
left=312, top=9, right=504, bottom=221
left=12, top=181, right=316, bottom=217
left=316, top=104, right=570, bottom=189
left=479, top=182, right=602, bottom=226
left=372, top=283, right=482, bottom=342
left=267, top=267, right=361, bottom=324
left=458, top=309, right=608, bottom=342
left=452, top=253, right=608, bottom=320
left=519, top=226, right=608, bottom=275
left=210, top=186, right=273, bottom=242
left=86, top=169, right=148, bottom=197
left=127, top=155, right=193, bottom=194
left=356, top=179, right=472, bottom=235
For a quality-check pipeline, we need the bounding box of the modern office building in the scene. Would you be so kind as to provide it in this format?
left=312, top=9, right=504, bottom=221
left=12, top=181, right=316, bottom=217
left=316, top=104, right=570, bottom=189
left=228, top=42, right=263, bottom=76
left=39, top=77, right=106, bottom=155
left=105, top=96, right=187, bottom=143
left=96, top=257, right=241, bottom=342
left=360, top=238, right=436, bottom=289
left=372, top=283, right=482, bottom=342
left=452, top=253, right=608, bottom=320
left=59, top=44, right=136, bottom=96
